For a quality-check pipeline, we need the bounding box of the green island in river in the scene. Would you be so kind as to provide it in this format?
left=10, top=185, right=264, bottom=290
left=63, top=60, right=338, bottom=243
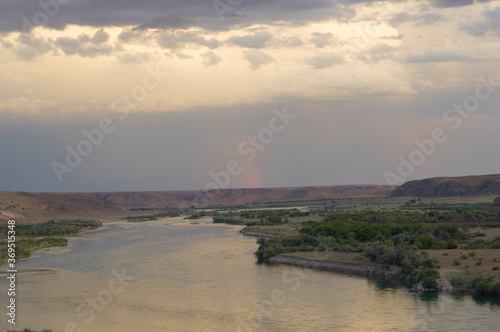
left=199, top=197, right=500, bottom=297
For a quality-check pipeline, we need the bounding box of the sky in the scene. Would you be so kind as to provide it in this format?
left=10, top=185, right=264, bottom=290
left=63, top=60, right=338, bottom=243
left=1, top=0, right=500, bottom=193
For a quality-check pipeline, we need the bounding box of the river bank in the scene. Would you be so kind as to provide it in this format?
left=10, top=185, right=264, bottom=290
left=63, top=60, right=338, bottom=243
left=238, top=227, right=498, bottom=295
left=239, top=228, right=285, bottom=238
left=269, top=254, right=403, bottom=278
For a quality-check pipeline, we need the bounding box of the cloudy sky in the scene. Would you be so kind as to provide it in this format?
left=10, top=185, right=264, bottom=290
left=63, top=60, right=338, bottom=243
left=1, top=0, right=500, bottom=192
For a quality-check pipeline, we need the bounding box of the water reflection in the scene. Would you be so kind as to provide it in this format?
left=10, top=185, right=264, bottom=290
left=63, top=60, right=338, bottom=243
left=1, top=217, right=499, bottom=331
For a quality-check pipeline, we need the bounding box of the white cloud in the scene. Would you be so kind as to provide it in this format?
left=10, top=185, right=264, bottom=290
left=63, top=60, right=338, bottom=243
left=227, top=31, right=274, bottom=49
left=201, top=51, right=222, bottom=67
left=243, top=49, right=274, bottom=70
left=0, top=97, right=57, bottom=112
left=306, top=53, right=343, bottom=69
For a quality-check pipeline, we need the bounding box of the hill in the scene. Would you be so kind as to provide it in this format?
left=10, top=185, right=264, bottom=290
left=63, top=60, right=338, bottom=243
left=0, top=185, right=395, bottom=222
left=391, top=173, right=500, bottom=198
left=0, top=191, right=120, bottom=223
left=87, top=185, right=395, bottom=209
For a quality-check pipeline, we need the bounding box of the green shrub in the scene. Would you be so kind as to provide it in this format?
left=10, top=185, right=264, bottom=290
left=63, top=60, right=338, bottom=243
left=450, top=275, right=464, bottom=286
left=471, top=276, right=486, bottom=287
left=433, top=240, right=448, bottom=250
left=493, top=266, right=500, bottom=271
left=446, top=239, right=458, bottom=249
left=486, top=282, right=500, bottom=295
left=417, top=268, right=440, bottom=283
left=474, top=281, right=488, bottom=295
left=476, top=261, right=482, bottom=266
left=468, top=251, right=476, bottom=257
left=422, top=276, right=438, bottom=289
left=452, top=259, right=461, bottom=266
left=416, top=235, right=435, bottom=249
left=461, top=254, right=468, bottom=260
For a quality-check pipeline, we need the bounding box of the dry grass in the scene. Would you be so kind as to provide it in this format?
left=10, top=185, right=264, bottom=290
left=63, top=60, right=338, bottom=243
left=426, top=249, right=500, bottom=282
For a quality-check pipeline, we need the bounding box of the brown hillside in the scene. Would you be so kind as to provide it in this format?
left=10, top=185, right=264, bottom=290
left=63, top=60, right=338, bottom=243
left=391, top=173, right=500, bottom=198
left=0, top=191, right=119, bottom=223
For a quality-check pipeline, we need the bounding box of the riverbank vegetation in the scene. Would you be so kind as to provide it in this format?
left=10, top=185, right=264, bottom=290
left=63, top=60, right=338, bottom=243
left=213, top=206, right=500, bottom=296
left=126, top=210, right=181, bottom=222
left=0, top=219, right=100, bottom=264
left=0, top=237, right=68, bottom=263
left=0, top=219, right=101, bottom=237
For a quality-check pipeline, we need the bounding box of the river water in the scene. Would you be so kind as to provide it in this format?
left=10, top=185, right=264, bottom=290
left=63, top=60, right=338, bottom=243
left=2, top=217, right=499, bottom=331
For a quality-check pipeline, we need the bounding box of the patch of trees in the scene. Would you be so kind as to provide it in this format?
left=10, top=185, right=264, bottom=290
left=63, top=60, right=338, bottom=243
left=212, top=209, right=309, bottom=225
left=464, top=237, right=500, bottom=249
left=126, top=210, right=181, bottom=222
left=0, top=219, right=101, bottom=237
left=318, top=210, right=500, bottom=225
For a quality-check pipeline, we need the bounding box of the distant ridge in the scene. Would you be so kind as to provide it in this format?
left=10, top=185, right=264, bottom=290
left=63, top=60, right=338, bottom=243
left=0, top=185, right=396, bottom=221
left=391, top=173, right=500, bottom=198
left=87, top=185, right=396, bottom=208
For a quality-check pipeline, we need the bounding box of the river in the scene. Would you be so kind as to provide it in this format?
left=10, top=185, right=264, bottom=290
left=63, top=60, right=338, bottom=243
left=2, top=217, right=499, bottom=331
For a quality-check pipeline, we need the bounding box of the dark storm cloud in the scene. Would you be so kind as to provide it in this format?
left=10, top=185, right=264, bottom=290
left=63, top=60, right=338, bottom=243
left=135, top=15, right=196, bottom=30
left=0, top=0, right=354, bottom=33
left=461, top=7, right=500, bottom=36
left=432, top=0, right=491, bottom=7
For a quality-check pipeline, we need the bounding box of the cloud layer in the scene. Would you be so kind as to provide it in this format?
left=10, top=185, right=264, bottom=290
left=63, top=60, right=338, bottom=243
left=1, top=0, right=500, bottom=192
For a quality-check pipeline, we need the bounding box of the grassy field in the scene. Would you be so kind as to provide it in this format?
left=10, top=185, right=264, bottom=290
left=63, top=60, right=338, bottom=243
left=426, top=249, right=500, bottom=283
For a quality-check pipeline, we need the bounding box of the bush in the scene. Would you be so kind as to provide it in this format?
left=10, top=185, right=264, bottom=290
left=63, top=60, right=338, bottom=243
left=471, top=276, right=486, bottom=287
left=493, top=266, right=500, bottom=271
left=446, top=239, right=458, bottom=249
left=486, top=282, right=500, bottom=295
left=416, top=235, right=435, bottom=249
left=422, top=276, right=438, bottom=289
left=474, top=281, right=489, bottom=295
left=461, top=254, right=468, bottom=260
left=469, top=251, right=476, bottom=257
left=476, top=261, right=482, bottom=266
left=450, top=275, right=464, bottom=286
left=417, top=268, right=440, bottom=283
left=433, top=240, right=448, bottom=250
left=452, top=260, right=461, bottom=266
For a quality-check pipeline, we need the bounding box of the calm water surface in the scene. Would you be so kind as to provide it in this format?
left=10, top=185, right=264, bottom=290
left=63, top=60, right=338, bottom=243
left=2, top=217, right=499, bottom=331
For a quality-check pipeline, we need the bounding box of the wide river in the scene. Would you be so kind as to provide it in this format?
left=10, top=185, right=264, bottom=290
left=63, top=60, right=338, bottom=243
left=2, top=217, right=500, bottom=331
